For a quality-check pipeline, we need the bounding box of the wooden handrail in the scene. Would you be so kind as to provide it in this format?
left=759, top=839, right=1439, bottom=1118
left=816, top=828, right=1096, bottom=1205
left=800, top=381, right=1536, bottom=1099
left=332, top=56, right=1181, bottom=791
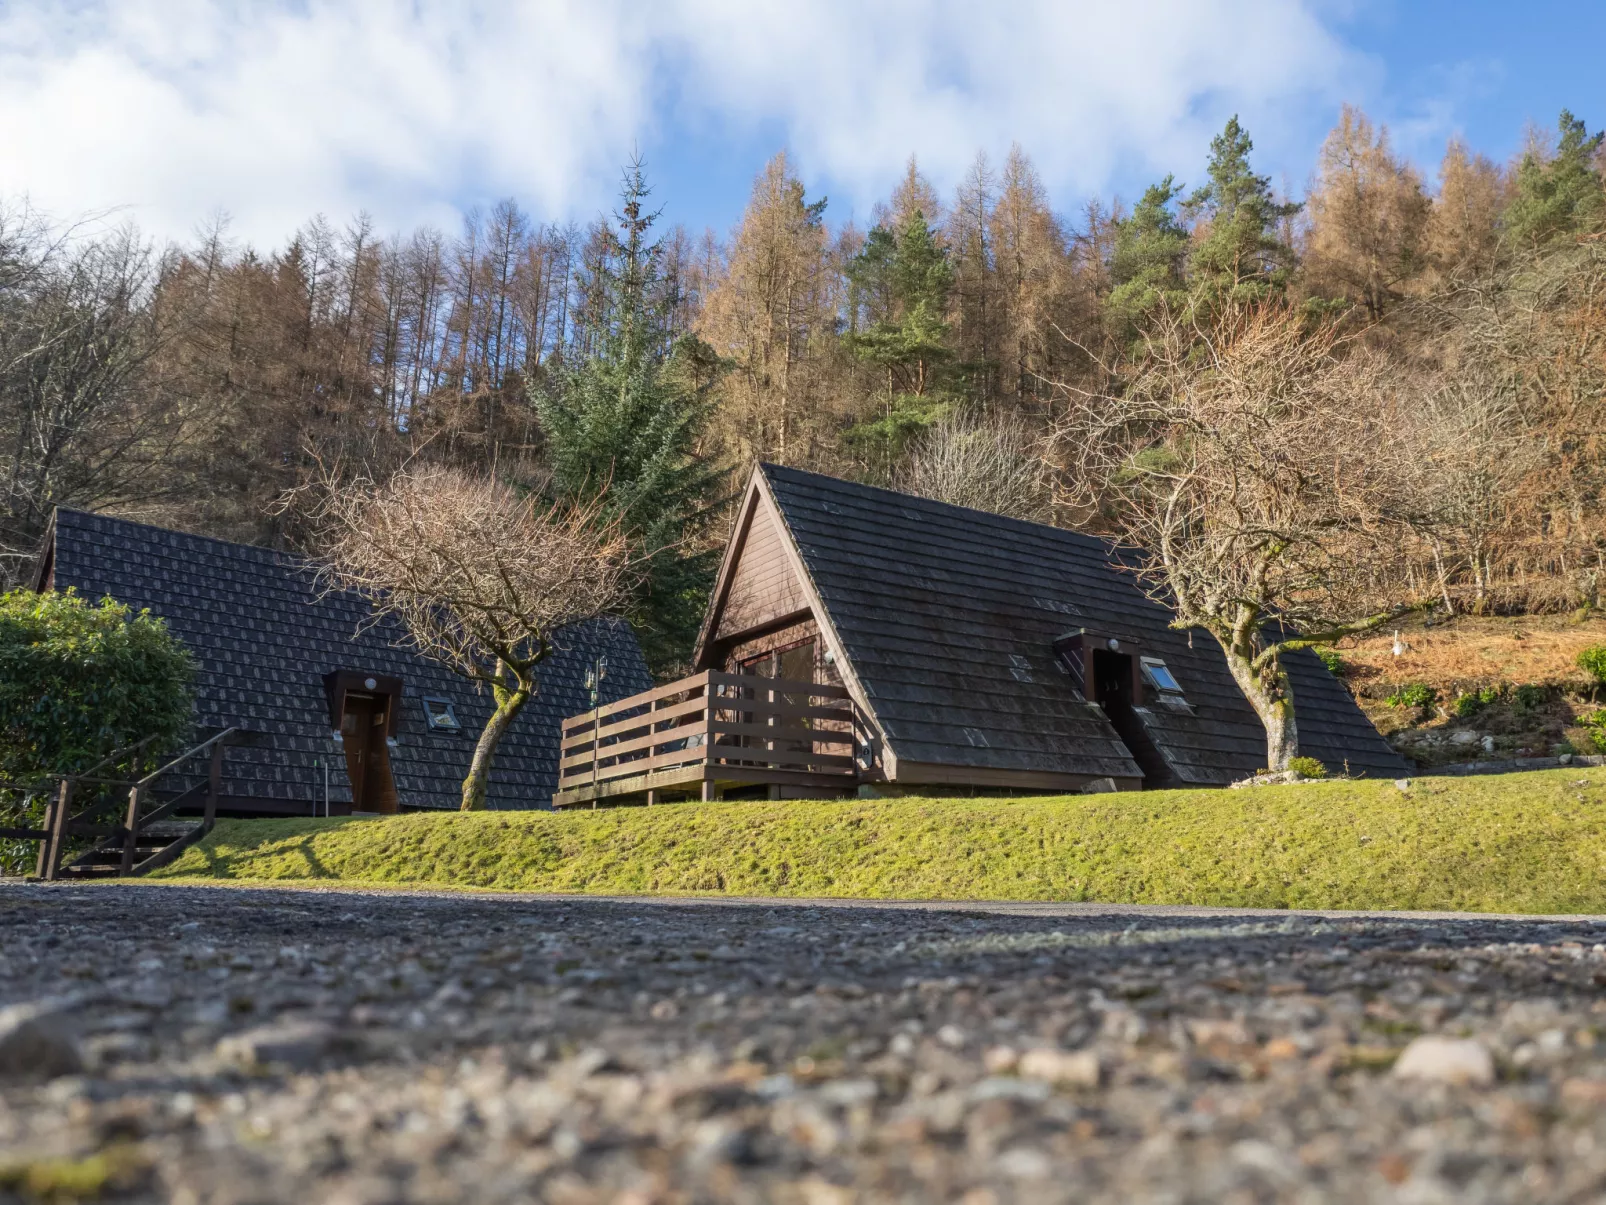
left=75, top=733, right=161, bottom=782
left=565, top=671, right=714, bottom=732
left=134, top=727, right=238, bottom=789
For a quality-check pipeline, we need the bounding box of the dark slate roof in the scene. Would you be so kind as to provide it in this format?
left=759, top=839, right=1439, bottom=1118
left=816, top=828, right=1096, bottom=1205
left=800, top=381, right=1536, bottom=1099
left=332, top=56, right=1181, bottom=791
left=760, top=465, right=1408, bottom=784
left=43, top=509, right=651, bottom=810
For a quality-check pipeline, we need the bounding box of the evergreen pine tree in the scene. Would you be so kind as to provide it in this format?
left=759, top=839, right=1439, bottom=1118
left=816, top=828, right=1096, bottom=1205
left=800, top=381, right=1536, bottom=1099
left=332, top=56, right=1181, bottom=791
left=1185, top=117, right=1301, bottom=304
left=1504, top=110, right=1606, bottom=248
left=537, top=158, right=725, bottom=674
left=843, top=209, right=956, bottom=474
left=1105, top=175, right=1190, bottom=339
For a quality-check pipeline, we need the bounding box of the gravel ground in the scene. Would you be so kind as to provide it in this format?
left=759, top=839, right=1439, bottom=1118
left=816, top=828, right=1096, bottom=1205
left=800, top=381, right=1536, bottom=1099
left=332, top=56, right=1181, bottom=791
left=5, top=885, right=1606, bottom=1203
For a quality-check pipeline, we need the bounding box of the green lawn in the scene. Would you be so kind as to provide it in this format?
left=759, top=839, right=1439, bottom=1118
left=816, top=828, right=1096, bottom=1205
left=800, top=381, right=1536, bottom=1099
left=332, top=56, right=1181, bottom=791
left=152, top=767, right=1606, bottom=913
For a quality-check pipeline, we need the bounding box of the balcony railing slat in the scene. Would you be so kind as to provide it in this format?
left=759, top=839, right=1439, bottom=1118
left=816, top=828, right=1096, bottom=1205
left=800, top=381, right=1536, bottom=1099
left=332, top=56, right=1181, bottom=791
left=560, top=720, right=710, bottom=770
left=557, top=669, right=861, bottom=806
left=704, top=719, right=854, bottom=746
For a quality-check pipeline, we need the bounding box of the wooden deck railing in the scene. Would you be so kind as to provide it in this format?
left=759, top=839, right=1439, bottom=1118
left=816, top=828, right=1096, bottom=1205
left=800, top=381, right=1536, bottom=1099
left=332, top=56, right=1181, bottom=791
left=558, top=671, right=858, bottom=802
left=4, top=728, right=238, bottom=881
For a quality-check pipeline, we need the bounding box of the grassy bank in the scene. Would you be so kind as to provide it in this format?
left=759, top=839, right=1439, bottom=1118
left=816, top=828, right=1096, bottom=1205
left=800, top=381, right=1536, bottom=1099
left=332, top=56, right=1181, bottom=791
left=152, top=767, right=1606, bottom=913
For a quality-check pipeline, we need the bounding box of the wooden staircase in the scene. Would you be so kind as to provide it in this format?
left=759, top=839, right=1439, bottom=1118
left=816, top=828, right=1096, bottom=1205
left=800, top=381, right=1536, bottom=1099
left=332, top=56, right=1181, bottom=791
left=3, top=728, right=238, bottom=881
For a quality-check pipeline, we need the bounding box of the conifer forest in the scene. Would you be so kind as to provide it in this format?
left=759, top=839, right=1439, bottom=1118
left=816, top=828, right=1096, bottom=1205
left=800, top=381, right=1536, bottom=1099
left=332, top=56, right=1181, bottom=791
left=3, top=108, right=1604, bottom=673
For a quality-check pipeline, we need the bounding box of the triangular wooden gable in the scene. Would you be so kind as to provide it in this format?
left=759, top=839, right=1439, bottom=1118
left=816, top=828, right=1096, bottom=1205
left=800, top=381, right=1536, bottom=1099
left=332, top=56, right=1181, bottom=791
left=692, top=468, right=897, bottom=778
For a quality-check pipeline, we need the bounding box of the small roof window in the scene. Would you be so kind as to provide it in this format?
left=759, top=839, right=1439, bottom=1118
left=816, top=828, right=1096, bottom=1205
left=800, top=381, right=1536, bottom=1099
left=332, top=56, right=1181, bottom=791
left=422, top=696, right=461, bottom=732
left=1141, top=657, right=1189, bottom=706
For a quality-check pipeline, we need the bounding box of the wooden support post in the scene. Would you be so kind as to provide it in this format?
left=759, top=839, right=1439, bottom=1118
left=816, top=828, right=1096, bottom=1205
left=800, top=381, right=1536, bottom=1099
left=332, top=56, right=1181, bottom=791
left=120, top=785, right=141, bottom=875
left=205, top=739, right=224, bottom=829
left=591, top=708, right=600, bottom=791
left=39, top=778, right=72, bottom=882
left=34, top=790, right=57, bottom=880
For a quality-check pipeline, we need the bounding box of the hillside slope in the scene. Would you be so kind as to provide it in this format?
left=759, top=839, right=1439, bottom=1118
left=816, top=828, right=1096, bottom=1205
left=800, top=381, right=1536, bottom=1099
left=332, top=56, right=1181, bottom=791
left=1336, top=614, right=1606, bottom=768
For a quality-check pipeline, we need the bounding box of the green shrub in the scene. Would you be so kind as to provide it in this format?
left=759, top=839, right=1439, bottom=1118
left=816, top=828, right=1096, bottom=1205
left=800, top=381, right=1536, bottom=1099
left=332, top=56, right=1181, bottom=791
left=1579, top=646, right=1606, bottom=684
left=0, top=589, right=194, bottom=872
left=1452, top=686, right=1501, bottom=718
left=1513, top=684, right=1549, bottom=712
left=1316, top=648, right=1344, bottom=676
left=1385, top=683, right=1438, bottom=710
left=1582, top=713, right=1606, bottom=754
left=1287, top=756, right=1328, bottom=779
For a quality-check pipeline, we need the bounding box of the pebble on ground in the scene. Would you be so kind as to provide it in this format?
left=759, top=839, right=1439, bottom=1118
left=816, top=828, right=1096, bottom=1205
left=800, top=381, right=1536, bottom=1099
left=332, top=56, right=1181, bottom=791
left=3, top=884, right=1606, bottom=1203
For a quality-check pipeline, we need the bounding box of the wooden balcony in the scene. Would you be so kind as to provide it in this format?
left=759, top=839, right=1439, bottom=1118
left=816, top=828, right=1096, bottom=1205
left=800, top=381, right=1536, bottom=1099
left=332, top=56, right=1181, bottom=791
left=554, top=671, right=861, bottom=808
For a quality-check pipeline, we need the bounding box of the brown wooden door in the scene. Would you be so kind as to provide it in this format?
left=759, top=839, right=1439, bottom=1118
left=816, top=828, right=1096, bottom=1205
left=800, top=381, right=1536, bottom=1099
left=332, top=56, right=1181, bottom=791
left=339, top=692, right=399, bottom=813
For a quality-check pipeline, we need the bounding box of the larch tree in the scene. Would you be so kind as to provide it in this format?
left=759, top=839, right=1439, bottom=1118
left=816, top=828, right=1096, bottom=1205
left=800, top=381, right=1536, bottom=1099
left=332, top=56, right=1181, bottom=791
left=946, top=151, right=1000, bottom=400
left=1303, top=106, right=1432, bottom=319
left=989, top=145, right=1067, bottom=401
left=888, top=156, right=943, bottom=232
left=1426, top=139, right=1507, bottom=280
left=1054, top=302, right=1418, bottom=773
left=313, top=469, right=631, bottom=811
left=696, top=153, right=836, bottom=467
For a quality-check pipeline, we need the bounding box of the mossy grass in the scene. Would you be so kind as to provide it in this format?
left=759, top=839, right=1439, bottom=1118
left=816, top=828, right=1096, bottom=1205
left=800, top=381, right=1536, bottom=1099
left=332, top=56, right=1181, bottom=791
left=153, top=767, right=1606, bottom=914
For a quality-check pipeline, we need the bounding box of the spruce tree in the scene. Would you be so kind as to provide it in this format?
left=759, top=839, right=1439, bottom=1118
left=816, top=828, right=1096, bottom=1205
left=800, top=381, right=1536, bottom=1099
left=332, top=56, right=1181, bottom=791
left=1504, top=110, right=1605, bottom=248
left=537, top=159, right=725, bottom=674
left=1185, top=117, right=1301, bottom=305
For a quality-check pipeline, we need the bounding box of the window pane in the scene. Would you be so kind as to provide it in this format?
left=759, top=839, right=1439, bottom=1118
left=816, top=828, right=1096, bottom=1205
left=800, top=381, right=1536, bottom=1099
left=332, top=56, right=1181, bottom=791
left=1144, top=661, right=1183, bottom=693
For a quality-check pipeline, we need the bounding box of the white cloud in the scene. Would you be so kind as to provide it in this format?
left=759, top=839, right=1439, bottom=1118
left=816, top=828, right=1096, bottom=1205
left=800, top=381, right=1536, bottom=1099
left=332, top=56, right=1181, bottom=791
left=0, top=0, right=1370, bottom=246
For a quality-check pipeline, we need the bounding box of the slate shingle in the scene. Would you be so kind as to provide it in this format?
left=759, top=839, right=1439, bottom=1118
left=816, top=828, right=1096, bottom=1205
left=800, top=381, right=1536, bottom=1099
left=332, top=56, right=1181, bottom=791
left=44, top=509, right=652, bottom=810
left=760, top=465, right=1409, bottom=784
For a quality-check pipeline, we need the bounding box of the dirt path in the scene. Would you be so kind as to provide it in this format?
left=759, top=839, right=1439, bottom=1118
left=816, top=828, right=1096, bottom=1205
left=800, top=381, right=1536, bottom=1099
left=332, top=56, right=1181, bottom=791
left=3, top=883, right=1605, bottom=1202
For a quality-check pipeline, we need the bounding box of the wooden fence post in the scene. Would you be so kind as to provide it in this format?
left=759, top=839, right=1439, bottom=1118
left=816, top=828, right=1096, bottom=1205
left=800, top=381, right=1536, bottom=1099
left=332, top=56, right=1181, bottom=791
left=34, top=788, right=57, bottom=880
left=39, top=778, right=72, bottom=882
left=591, top=706, right=600, bottom=791
left=701, top=679, right=716, bottom=802
left=205, top=739, right=224, bottom=829
left=119, top=785, right=141, bottom=876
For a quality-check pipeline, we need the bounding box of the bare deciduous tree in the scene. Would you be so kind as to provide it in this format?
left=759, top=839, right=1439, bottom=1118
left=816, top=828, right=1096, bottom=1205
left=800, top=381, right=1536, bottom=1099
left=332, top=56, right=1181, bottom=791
left=898, top=411, right=1052, bottom=521
left=312, top=469, right=633, bottom=810
left=1054, top=303, right=1418, bottom=772
left=0, top=215, right=189, bottom=580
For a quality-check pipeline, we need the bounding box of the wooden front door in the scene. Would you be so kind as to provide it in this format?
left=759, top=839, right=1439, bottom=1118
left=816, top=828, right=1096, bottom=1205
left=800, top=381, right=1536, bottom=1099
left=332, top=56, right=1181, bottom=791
left=339, top=691, right=399, bottom=813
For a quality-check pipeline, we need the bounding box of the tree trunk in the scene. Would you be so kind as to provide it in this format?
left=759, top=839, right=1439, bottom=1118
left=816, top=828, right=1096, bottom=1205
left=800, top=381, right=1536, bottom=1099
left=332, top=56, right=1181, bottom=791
left=460, top=663, right=533, bottom=811
left=1218, top=637, right=1300, bottom=772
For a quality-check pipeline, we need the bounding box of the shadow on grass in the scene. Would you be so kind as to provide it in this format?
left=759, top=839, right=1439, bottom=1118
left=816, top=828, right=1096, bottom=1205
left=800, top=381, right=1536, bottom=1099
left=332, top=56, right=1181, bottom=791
left=195, top=819, right=356, bottom=880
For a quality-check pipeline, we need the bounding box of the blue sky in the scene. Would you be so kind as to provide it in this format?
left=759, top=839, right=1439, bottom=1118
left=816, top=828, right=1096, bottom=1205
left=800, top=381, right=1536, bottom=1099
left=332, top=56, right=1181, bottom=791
left=0, top=0, right=1601, bottom=248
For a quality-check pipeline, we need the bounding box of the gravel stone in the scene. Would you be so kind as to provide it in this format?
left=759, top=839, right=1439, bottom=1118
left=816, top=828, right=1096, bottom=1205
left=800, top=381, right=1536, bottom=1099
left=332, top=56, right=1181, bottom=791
left=1394, top=1035, right=1497, bottom=1085
left=0, top=1001, right=83, bottom=1081
left=1017, top=1046, right=1100, bottom=1087
left=215, top=1021, right=343, bottom=1070
left=3, top=883, right=1606, bottom=1201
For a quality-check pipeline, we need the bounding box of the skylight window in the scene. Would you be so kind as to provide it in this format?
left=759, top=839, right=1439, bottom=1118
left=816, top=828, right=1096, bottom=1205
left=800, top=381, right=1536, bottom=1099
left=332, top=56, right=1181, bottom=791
left=1142, top=660, right=1183, bottom=693
left=1140, top=657, right=1189, bottom=707
left=422, top=696, right=461, bottom=731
